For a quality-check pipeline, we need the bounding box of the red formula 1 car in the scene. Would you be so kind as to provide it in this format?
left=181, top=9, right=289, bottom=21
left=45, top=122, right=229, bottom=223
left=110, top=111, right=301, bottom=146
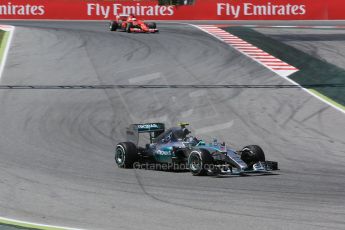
left=109, top=14, right=159, bottom=33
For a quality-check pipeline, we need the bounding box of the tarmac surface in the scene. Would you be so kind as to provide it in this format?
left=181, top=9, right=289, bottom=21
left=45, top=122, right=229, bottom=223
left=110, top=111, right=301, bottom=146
left=0, top=22, right=344, bottom=230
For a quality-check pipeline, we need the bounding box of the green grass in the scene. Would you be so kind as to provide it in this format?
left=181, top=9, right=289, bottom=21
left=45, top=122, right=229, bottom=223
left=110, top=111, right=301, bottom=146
left=223, top=26, right=345, bottom=108
left=0, top=31, right=9, bottom=63
left=0, top=223, right=40, bottom=229
left=0, top=219, right=67, bottom=230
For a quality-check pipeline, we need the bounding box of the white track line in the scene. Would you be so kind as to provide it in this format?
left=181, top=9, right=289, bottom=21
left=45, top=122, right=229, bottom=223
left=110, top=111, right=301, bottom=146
left=195, top=121, right=234, bottom=135
left=0, top=216, right=85, bottom=230
left=0, top=25, right=15, bottom=80
left=192, top=24, right=345, bottom=115
left=128, top=72, right=162, bottom=83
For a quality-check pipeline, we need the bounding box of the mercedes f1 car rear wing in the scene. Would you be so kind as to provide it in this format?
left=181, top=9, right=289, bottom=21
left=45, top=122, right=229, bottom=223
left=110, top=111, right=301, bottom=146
left=126, top=123, right=165, bottom=145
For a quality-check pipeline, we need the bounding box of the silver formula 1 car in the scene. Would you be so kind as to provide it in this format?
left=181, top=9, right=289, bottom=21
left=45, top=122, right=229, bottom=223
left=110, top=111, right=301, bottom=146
left=115, top=123, right=278, bottom=176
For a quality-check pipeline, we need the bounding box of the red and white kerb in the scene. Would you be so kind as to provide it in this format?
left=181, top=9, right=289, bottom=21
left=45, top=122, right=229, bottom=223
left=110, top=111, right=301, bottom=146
left=196, top=25, right=298, bottom=77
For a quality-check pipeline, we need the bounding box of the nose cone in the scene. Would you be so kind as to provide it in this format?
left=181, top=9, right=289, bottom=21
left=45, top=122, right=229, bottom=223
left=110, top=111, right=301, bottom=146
left=226, top=149, right=248, bottom=171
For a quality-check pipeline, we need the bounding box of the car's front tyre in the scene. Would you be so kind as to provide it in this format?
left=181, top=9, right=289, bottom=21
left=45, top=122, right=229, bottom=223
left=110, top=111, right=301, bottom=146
left=240, top=145, right=265, bottom=168
left=147, top=22, right=157, bottom=29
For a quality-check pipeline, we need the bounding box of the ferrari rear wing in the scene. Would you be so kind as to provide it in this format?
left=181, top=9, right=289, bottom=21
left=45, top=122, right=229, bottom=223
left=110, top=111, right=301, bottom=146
left=126, top=123, right=165, bottom=145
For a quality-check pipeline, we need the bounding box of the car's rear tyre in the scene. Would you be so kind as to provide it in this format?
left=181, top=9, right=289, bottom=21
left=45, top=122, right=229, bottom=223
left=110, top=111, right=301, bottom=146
left=126, top=22, right=133, bottom=33
left=115, top=142, right=139, bottom=168
left=240, top=145, right=265, bottom=168
left=109, top=21, right=118, bottom=31
left=188, top=149, right=214, bottom=176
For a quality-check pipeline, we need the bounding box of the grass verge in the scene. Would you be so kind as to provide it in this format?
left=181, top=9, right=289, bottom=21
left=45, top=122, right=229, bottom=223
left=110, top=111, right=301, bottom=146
left=0, top=218, right=67, bottom=230
left=0, top=30, right=9, bottom=63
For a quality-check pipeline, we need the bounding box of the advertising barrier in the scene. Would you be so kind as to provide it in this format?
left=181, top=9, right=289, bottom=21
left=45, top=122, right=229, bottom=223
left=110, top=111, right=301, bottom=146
left=0, top=0, right=343, bottom=20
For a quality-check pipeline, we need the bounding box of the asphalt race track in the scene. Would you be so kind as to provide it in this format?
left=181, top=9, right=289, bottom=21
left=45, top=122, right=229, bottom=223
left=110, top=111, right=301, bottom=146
left=0, top=22, right=345, bottom=230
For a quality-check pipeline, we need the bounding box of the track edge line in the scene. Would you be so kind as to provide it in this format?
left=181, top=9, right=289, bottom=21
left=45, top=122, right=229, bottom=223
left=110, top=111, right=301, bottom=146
left=0, top=216, right=86, bottom=230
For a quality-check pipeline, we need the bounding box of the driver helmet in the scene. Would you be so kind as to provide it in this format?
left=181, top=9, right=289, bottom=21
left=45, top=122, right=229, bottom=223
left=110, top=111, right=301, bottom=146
left=182, top=127, right=191, bottom=138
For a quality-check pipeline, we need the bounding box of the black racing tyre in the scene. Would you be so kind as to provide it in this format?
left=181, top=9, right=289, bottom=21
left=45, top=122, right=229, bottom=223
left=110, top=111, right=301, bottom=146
left=147, top=22, right=156, bottom=29
left=240, top=145, right=265, bottom=167
left=188, top=149, right=214, bottom=176
left=115, top=142, right=139, bottom=168
left=126, top=22, right=133, bottom=33
left=109, top=21, right=118, bottom=31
